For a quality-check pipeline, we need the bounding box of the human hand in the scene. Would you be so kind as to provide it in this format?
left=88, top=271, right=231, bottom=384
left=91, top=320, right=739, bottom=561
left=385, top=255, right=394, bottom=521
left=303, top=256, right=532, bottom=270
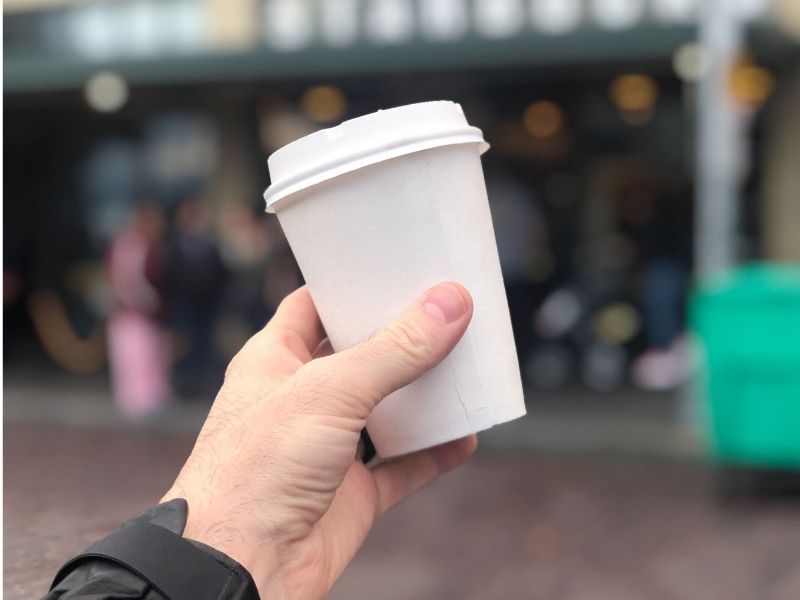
left=162, top=283, right=477, bottom=599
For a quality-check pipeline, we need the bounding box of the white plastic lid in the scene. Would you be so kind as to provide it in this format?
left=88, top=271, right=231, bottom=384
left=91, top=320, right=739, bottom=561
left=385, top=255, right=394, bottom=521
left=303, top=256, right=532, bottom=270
left=263, top=101, right=489, bottom=212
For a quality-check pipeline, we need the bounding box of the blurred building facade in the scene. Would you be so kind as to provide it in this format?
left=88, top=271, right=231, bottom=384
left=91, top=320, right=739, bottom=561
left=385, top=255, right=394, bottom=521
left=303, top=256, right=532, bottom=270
left=4, top=0, right=799, bottom=397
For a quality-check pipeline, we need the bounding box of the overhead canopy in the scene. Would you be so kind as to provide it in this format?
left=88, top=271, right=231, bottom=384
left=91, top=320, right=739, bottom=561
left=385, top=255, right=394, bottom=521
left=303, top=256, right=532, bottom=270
left=2, top=0, right=775, bottom=93
left=5, top=27, right=699, bottom=93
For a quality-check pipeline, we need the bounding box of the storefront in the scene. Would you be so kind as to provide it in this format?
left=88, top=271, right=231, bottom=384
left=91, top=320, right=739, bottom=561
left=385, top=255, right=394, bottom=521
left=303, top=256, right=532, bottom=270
left=5, top=0, right=797, bottom=390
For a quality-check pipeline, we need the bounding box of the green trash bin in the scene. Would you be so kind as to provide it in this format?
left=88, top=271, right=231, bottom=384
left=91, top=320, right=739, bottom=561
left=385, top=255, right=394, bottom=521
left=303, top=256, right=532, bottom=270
left=690, top=264, right=800, bottom=469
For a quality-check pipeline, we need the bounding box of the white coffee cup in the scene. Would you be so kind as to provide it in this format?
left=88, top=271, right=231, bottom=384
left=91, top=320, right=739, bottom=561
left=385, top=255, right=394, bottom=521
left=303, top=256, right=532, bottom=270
left=264, top=101, right=525, bottom=457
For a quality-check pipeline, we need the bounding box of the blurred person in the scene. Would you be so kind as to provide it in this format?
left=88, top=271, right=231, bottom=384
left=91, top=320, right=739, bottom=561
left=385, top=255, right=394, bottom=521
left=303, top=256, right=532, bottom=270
left=619, top=182, right=691, bottom=390
left=106, top=201, right=170, bottom=419
left=165, top=198, right=227, bottom=397
left=487, top=169, right=551, bottom=383
left=262, top=248, right=303, bottom=315
left=217, top=204, right=273, bottom=331
left=47, top=283, right=477, bottom=600
left=641, top=257, right=687, bottom=350
left=632, top=257, right=689, bottom=390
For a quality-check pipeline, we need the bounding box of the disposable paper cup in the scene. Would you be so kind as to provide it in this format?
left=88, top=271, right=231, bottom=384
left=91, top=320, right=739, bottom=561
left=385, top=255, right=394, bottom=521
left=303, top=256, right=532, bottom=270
left=264, top=101, right=525, bottom=457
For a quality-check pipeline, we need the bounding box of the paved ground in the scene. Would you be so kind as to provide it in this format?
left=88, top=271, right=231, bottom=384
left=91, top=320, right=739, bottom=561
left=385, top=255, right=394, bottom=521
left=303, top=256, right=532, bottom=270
left=3, top=372, right=701, bottom=459
left=6, top=421, right=800, bottom=600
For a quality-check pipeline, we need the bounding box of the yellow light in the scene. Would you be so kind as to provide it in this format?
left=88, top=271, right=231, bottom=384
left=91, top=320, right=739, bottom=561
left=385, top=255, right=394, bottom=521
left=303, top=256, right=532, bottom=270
left=591, top=303, right=641, bottom=344
left=523, top=100, right=564, bottom=139
left=609, top=74, right=658, bottom=112
left=730, top=64, right=775, bottom=106
left=300, top=85, right=347, bottom=123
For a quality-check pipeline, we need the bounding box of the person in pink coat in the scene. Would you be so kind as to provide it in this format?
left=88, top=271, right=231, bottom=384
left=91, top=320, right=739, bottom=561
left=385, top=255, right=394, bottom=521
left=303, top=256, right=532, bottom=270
left=106, top=202, right=170, bottom=418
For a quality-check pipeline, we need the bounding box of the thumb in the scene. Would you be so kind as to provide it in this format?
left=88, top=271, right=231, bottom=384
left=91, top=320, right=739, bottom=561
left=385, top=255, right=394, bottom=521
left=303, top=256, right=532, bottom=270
left=299, top=282, right=473, bottom=419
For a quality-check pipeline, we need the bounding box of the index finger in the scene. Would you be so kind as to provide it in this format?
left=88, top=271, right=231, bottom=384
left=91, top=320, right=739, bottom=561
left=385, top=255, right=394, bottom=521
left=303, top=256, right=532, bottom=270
left=267, top=286, right=326, bottom=352
left=239, top=286, right=326, bottom=368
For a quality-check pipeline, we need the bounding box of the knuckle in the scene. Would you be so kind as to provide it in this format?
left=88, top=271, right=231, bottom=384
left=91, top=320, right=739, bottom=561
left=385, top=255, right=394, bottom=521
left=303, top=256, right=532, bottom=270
left=269, top=328, right=301, bottom=349
left=380, top=319, right=435, bottom=366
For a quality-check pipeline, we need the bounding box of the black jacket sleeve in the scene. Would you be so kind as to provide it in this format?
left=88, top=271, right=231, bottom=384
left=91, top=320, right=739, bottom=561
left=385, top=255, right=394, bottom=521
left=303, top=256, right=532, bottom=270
left=45, top=499, right=260, bottom=600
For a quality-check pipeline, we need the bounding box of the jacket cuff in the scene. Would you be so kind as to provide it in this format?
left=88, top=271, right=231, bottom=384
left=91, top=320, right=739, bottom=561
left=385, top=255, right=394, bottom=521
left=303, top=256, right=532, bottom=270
left=51, top=499, right=260, bottom=600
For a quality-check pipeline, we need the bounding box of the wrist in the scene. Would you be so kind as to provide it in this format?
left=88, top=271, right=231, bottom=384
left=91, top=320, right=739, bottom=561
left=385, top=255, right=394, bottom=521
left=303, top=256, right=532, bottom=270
left=162, top=488, right=283, bottom=598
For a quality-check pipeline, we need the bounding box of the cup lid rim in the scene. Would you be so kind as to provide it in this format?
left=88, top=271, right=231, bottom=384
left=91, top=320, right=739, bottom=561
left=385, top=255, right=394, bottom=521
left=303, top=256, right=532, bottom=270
left=263, top=101, right=488, bottom=212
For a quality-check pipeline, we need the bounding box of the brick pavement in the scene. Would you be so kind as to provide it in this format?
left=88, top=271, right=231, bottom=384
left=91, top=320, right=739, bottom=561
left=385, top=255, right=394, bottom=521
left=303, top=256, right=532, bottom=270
left=6, top=423, right=800, bottom=600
